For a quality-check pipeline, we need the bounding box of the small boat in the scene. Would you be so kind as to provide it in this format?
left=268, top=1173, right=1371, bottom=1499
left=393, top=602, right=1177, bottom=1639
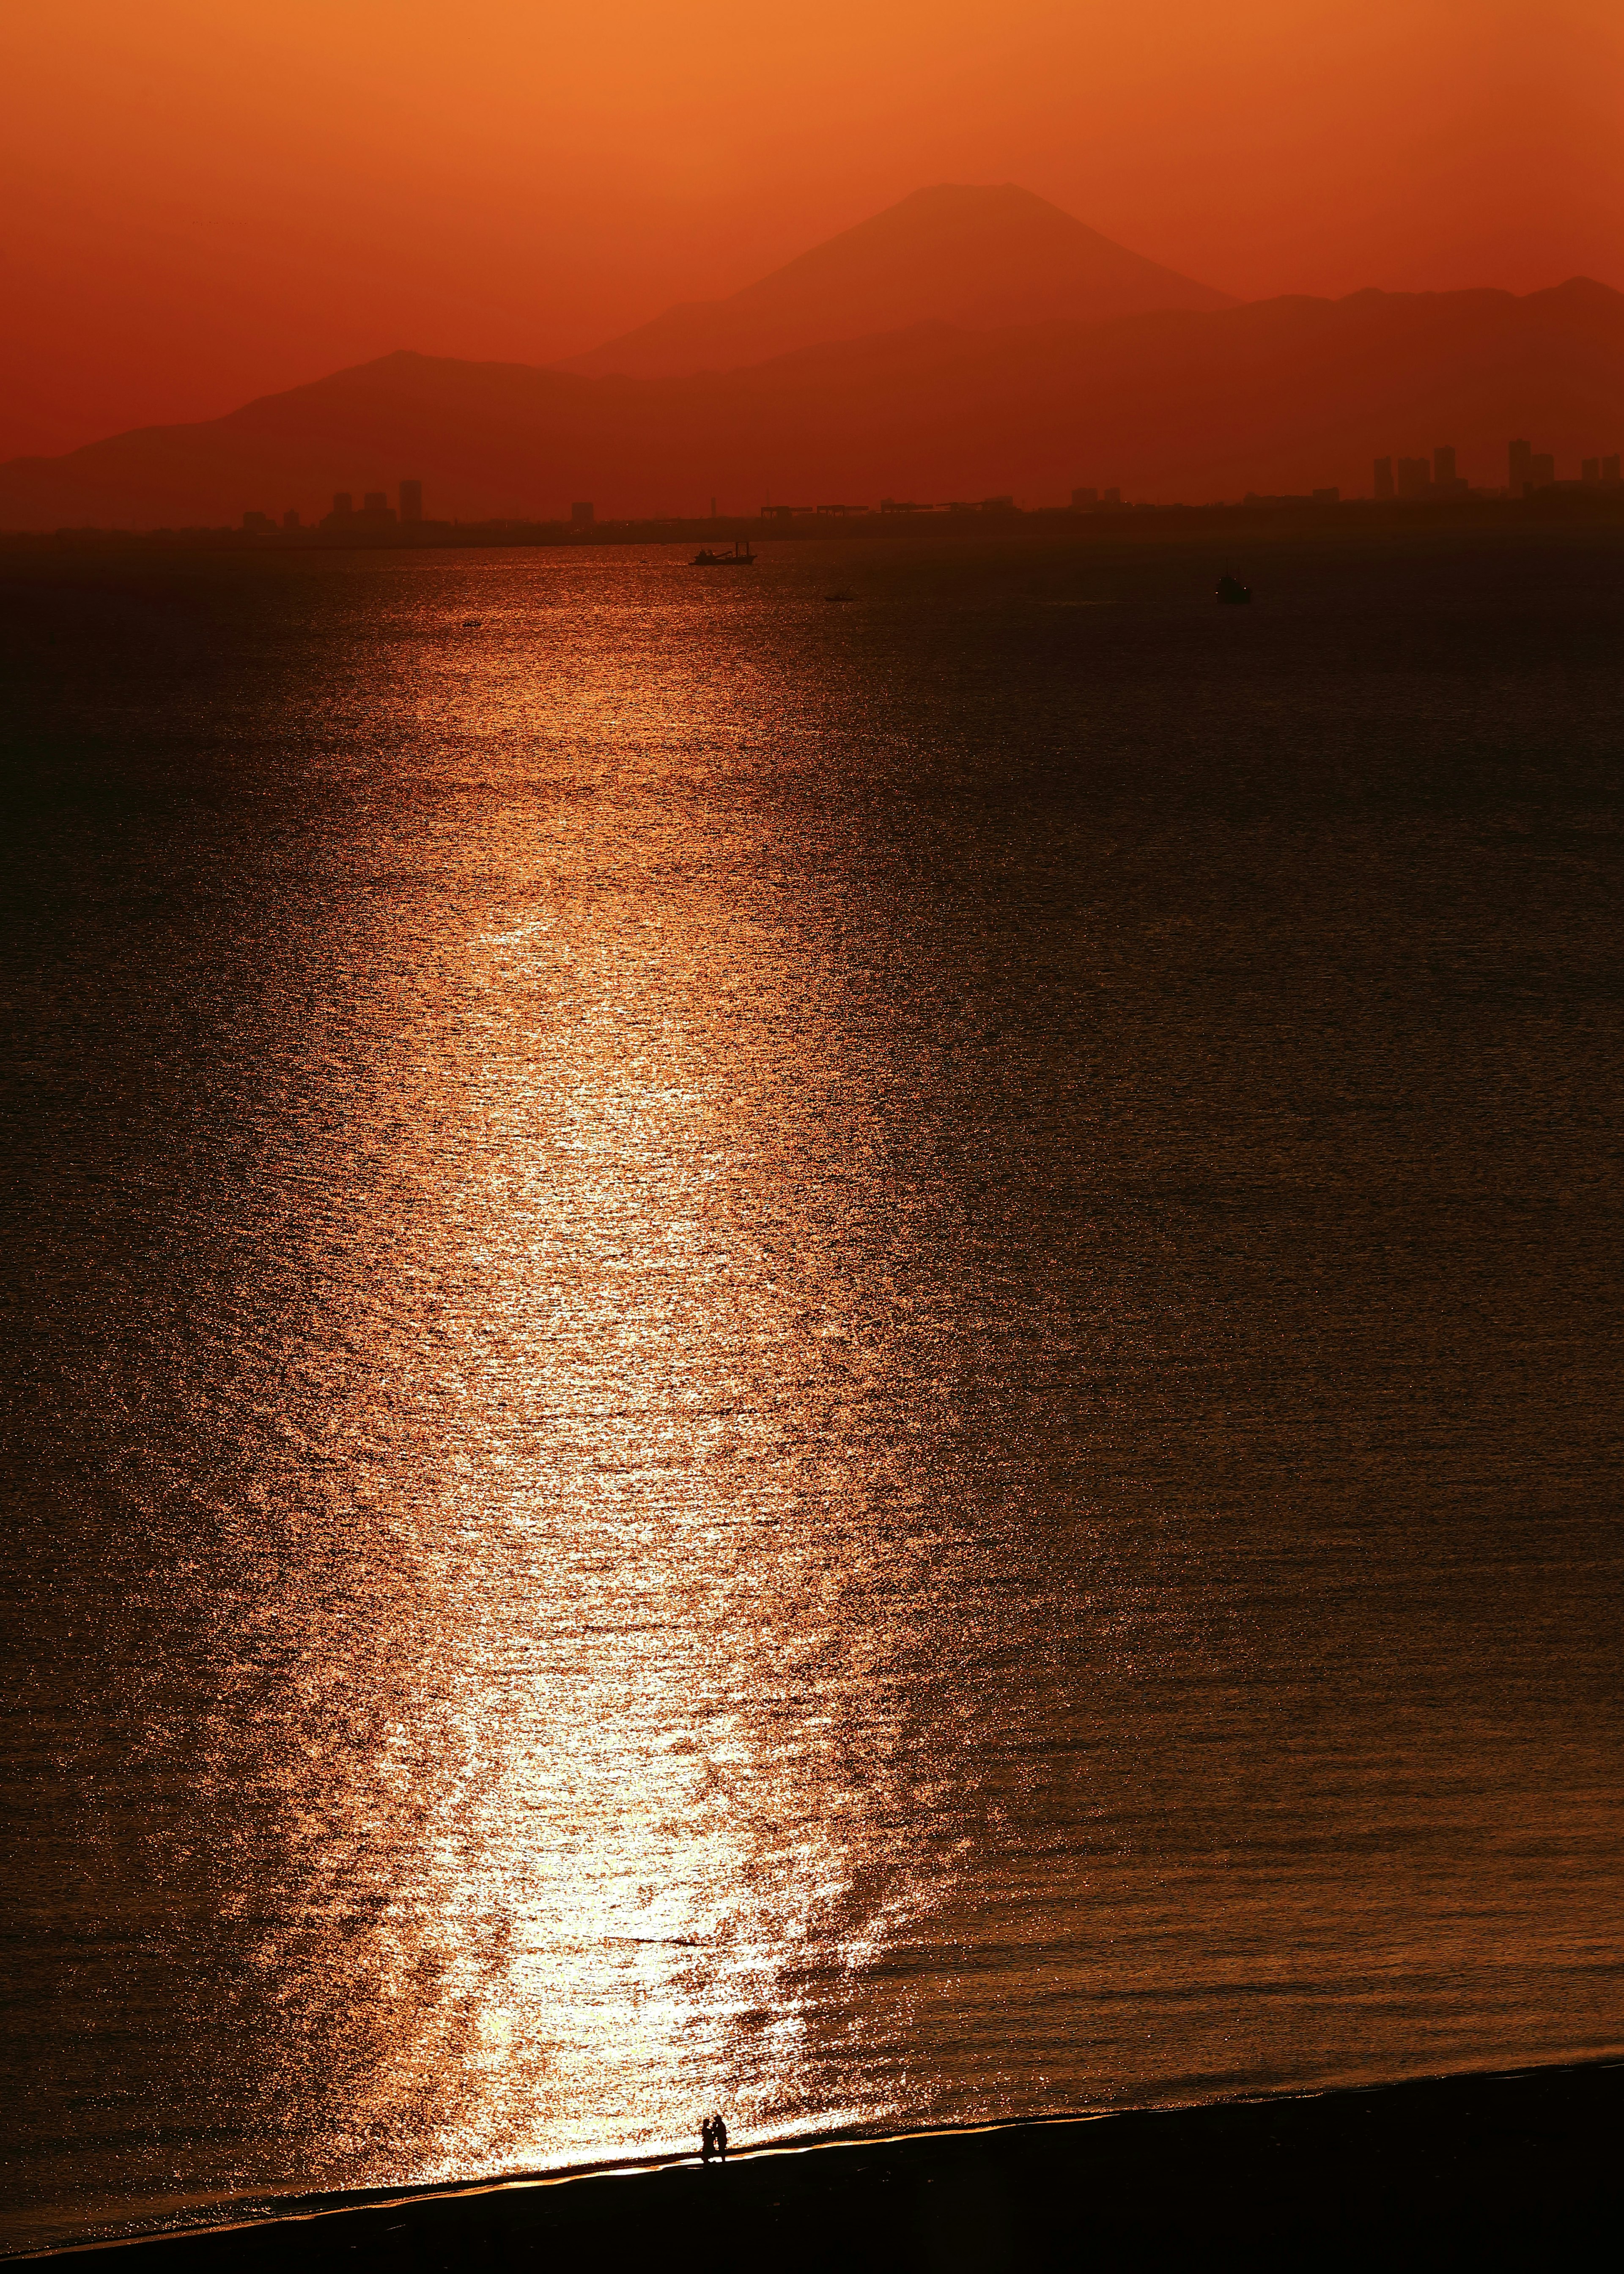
left=1216, top=574, right=1251, bottom=605
left=693, top=541, right=755, bottom=566
left=824, top=589, right=856, bottom=603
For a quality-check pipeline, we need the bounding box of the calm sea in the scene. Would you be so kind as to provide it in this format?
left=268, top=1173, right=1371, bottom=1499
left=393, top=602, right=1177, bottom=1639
left=3, top=530, right=1621, bottom=2254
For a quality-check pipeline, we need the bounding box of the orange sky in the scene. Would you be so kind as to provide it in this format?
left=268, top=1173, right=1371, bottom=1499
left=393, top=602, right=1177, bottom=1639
left=3, top=1, right=1619, bottom=460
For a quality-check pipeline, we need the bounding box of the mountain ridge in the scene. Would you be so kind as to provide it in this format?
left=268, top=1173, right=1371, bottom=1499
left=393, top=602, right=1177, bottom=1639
left=3, top=280, right=1621, bottom=529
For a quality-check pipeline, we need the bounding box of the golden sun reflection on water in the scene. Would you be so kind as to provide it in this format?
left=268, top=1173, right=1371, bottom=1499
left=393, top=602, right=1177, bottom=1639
left=221, top=623, right=977, bottom=2178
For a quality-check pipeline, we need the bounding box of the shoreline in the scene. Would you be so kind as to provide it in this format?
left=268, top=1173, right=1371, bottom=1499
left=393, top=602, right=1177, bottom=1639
left=19, top=2056, right=1622, bottom=2269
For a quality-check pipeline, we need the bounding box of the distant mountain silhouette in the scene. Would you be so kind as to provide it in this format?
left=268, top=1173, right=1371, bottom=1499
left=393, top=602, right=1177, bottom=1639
left=3, top=280, right=1621, bottom=529
left=562, top=184, right=1232, bottom=376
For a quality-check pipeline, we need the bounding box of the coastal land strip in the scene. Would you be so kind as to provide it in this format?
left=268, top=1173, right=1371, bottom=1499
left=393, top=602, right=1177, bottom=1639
left=25, top=2060, right=1622, bottom=2271
left=5, top=487, right=1624, bottom=556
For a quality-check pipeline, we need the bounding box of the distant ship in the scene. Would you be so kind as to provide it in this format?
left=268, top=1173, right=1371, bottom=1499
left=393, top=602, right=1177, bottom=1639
left=1217, top=574, right=1251, bottom=604
left=693, top=541, right=755, bottom=566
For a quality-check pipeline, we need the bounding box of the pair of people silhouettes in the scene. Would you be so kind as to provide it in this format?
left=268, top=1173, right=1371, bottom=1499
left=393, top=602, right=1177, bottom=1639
left=700, top=2114, right=729, bottom=2164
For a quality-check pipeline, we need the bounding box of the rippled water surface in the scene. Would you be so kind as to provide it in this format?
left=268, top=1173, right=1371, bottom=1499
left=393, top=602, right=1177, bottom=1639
left=4, top=532, right=1622, bottom=2251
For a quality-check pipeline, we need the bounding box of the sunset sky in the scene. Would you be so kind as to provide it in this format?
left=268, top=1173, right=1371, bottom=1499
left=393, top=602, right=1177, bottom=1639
left=3, top=1, right=1619, bottom=461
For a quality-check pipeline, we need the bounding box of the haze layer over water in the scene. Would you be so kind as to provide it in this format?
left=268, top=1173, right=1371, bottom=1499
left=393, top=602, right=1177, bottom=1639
left=4, top=533, right=1621, bottom=2252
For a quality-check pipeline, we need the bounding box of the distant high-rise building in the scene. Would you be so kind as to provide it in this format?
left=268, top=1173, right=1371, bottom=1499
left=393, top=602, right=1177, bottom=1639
left=1508, top=440, right=1531, bottom=495
left=1605, top=454, right=1622, bottom=482
left=1582, top=457, right=1601, bottom=483
left=1530, top=452, right=1555, bottom=487
left=1071, top=486, right=1098, bottom=508
left=1431, top=445, right=1468, bottom=497
left=399, top=479, right=422, bottom=522
left=1396, top=456, right=1432, bottom=500
left=242, top=509, right=274, bottom=533
left=1374, top=456, right=1394, bottom=500
left=571, top=501, right=594, bottom=527
left=1101, top=486, right=1121, bottom=506
left=320, top=491, right=383, bottom=531
left=282, top=508, right=301, bottom=530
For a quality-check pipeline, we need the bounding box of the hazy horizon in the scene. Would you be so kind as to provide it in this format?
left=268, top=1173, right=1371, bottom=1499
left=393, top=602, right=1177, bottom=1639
left=5, top=3, right=1621, bottom=461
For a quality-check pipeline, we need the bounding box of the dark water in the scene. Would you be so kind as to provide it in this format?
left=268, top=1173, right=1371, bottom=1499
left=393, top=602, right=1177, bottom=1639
left=3, top=530, right=1621, bottom=2254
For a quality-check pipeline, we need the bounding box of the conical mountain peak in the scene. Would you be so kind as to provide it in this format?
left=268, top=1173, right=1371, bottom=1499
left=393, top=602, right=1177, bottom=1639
left=563, top=183, right=1232, bottom=379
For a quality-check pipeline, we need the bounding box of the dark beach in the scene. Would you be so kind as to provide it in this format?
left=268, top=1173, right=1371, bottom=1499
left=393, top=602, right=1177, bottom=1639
left=28, top=2062, right=1621, bottom=2271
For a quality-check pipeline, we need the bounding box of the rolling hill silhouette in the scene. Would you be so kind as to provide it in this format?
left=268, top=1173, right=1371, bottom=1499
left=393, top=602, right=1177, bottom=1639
left=561, top=183, right=1232, bottom=377
left=3, top=282, right=1621, bottom=529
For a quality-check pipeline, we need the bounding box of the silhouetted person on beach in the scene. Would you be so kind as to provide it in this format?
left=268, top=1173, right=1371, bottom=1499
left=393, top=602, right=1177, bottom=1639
left=700, top=2117, right=715, bottom=2163
left=714, top=2114, right=728, bottom=2164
